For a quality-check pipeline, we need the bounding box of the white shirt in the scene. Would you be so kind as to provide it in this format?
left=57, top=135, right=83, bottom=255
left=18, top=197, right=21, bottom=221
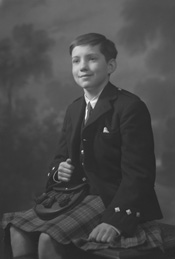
left=84, top=89, right=103, bottom=120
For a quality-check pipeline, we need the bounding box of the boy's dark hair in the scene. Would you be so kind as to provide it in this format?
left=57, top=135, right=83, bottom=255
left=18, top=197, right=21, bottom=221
left=69, top=33, right=118, bottom=61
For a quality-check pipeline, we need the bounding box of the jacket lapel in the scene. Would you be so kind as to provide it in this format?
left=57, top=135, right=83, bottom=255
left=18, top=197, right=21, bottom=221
left=69, top=96, right=85, bottom=163
left=70, top=96, right=86, bottom=134
left=84, top=82, right=119, bottom=127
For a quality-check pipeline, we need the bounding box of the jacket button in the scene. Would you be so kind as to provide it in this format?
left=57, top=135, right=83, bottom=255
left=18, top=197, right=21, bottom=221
left=126, top=209, right=132, bottom=215
left=115, top=207, right=120, bottom=212
left=81, top=150, right=84, bottom=154
left=83, top=139, right=87, bottom=142
left=82, top=162, right=84, bottom=166
left=136, top=212, right=140, bottom=217
left=82, top=177, right=86, bottom=182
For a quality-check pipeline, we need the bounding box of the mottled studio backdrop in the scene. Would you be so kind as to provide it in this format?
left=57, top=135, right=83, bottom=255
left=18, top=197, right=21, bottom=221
left=0, top=0, right=175, bottom=229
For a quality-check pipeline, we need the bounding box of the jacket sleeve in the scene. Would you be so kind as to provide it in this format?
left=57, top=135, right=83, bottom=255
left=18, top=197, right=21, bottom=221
left=46, top=108, right=71, bottom=188
left=101, top=100, right=156, bottom=236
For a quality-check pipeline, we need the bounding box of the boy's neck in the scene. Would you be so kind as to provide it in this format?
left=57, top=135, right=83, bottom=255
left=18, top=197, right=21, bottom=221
left=84, top=80, right=108, bottom=100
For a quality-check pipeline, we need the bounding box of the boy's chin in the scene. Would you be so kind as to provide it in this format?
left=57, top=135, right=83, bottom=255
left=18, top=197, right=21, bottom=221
left=78, top=83, right=93, bottom=90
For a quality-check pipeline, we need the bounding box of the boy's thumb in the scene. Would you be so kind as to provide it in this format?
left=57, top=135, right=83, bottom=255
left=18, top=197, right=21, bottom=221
left=66, top=158, right=72, bottom=164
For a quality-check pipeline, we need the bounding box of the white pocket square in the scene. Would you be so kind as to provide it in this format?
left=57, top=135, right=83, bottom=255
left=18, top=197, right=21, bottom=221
left=103, top=127, right=109, bottom=133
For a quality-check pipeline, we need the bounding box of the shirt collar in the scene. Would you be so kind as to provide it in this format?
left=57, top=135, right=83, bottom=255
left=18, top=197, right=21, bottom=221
left=84, top=87, right=104, bottom=109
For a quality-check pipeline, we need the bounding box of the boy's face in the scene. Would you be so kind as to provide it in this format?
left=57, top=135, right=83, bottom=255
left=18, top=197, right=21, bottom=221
left=71, top=44, right=115, bottom=93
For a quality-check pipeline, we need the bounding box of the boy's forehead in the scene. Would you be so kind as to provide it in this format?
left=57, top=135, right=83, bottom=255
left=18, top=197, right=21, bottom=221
left=72, top=44, right=101, bottom=56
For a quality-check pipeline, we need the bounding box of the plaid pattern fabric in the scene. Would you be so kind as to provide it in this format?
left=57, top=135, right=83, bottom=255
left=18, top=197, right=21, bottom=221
left=75, top=221, right=163, bottom=251
left=2, top=195, right=163, bottom=251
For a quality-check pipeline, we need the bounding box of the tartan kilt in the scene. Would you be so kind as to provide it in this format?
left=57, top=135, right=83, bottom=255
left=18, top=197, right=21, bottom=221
left=1, top=195, right=163, bottom=252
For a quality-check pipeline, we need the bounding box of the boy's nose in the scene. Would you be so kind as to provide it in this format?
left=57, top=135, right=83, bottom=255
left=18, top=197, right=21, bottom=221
left=80, top=60, right=88, bottom=71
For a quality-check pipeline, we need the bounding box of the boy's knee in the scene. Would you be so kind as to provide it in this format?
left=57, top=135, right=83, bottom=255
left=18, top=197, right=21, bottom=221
left=39, top=233, right=52, bottom=247
left=10, top=225, right=21, bottom=239
left=38, top=233, right=66, bottom=257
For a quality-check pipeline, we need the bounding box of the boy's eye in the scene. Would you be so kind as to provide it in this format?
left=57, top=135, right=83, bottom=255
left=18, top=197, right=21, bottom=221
left=89, top=57, right=97, bottom=61
left=72, top=59, right=80, bottom=64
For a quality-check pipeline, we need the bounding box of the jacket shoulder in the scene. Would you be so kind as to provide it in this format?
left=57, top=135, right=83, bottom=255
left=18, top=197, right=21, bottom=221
left=72, top=95, right=83, bottom=103
left=117, top=87, right=141, bottom=102
left=109, top=84, right=149, bottom=116
left=66, top=95, right=83, bottom=109
left=114, top=87, right=150, bottom=119
left=109, top=83, right=141, bottom=102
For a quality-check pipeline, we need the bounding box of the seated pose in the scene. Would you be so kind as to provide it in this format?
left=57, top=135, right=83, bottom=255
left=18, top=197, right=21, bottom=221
left=2, top=33, right=163, bottom=259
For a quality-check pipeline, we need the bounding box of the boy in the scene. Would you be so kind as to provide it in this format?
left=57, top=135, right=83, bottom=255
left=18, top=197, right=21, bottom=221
left=2, top=33, right=163, bottom=259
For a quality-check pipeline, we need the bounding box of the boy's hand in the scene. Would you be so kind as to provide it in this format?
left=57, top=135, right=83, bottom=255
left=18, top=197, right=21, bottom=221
left=58, top=158, right=74, bottom=182
left=88, top=223, right=119, bottom=243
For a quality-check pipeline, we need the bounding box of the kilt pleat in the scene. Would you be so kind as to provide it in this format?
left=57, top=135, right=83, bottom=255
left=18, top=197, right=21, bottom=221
left=1, top=195, right=163, bottom=251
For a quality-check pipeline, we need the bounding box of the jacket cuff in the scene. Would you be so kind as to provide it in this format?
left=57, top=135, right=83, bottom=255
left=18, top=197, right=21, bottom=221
left=101, top=206, right=141, bottom=236
left=46, top=163, right=60, bottom=188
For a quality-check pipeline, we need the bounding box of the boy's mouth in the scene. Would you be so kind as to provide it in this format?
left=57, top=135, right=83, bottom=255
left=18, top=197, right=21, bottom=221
left=79, top=74, right=92, bottom=78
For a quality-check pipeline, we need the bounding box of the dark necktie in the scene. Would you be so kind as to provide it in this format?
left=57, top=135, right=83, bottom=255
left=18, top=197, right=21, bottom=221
left=85, top=102, right=93, bottom=124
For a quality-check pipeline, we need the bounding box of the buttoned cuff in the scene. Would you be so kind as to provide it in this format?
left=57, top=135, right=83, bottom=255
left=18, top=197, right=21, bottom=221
left=102, top=206, right=141, bottom=236
left=52, top=168, right=62, bottom=183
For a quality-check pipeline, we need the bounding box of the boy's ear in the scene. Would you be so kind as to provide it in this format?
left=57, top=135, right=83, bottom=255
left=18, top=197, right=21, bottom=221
left=107, top=59, right=117, bottom=75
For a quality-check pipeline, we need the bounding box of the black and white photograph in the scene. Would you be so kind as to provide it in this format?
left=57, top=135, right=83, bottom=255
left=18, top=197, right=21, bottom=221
left=0, top=1, right=175, bottom=258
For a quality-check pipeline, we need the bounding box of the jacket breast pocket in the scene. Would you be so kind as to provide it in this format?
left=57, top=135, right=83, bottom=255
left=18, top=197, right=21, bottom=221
left=100, top=130, right=121, bottom=146
left=101, top=129, right=119, bottom=138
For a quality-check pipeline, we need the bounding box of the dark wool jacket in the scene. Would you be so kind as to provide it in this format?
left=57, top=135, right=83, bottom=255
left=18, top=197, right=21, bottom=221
left=47, top=82, right=163, bottom=236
